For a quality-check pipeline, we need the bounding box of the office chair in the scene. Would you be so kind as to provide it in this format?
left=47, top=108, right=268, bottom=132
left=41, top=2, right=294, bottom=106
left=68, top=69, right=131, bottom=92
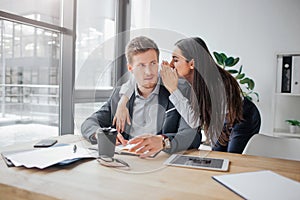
left=242, top=134, right=300, bottom=161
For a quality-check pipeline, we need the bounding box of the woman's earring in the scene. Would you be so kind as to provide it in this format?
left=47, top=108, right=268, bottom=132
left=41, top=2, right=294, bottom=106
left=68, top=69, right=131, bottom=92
left=190, top=59, right=195, bottom=70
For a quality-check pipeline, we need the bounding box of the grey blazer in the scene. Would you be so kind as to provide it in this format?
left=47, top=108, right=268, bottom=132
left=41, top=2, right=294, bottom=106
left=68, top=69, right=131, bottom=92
left=81, top=85, right=201, bottom=154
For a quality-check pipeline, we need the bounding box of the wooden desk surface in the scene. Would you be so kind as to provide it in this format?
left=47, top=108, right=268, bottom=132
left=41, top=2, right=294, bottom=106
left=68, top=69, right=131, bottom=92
left=0, top=135, right=299, bottom=200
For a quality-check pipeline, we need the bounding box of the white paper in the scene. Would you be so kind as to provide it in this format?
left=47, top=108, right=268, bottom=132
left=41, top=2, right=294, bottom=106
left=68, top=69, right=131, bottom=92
left=213, top=170, right=300, bottom=200
left=5, top=145, right=96, bottom=169
left=115, top=144, right=137, bottom=152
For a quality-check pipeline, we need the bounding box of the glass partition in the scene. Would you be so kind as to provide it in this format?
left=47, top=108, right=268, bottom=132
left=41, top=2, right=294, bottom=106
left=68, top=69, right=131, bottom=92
left=0, top=0, right=61, bottom=26
left=0, top=0, right=63, bottom=147
left=74, top=0, right=116, bottom=132
left=0, top=19, right=60, bottom=146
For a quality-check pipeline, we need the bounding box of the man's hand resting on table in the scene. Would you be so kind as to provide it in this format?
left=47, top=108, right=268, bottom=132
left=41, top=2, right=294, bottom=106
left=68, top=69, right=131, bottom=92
left=128, top=134, right=164, bottom=158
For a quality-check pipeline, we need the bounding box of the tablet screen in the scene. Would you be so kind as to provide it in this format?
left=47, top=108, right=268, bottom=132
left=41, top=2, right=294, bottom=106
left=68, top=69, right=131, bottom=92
left=164, top=154, right=229, bottom=171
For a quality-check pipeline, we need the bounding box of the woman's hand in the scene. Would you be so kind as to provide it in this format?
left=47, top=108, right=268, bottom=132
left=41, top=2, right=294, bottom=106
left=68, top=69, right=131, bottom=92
left=112, top=95, right=131, bottom=137
left=116, top=133, right=128, bottom=146
left=128, top=134, right=164, bottom=158
left=160, top=61, right=179, bottom=93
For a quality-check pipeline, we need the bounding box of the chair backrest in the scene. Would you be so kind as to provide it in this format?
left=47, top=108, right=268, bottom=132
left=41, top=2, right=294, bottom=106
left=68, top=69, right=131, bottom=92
left=242, top=134, right=300, bottom=161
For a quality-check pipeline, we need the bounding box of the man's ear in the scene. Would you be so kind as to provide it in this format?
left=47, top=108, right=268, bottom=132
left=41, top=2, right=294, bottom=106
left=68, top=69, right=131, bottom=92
left=127, top=63, right=133, bottom=72
left=189, top=59, right=195, bottom=70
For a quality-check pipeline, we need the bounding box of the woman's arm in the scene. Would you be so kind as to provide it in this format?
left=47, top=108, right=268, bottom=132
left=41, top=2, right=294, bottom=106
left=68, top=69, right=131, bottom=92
left=112, top=76, right=135, bottom=134
left=160, top=63, right=200, bottom=129
left=169, top=88, right=200, bottom=129
left=119, top=75, right=135, bottom=99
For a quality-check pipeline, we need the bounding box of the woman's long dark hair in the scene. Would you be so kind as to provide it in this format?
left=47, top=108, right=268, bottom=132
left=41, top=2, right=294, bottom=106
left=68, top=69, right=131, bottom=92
left=175, top=37, right=243, bottom=146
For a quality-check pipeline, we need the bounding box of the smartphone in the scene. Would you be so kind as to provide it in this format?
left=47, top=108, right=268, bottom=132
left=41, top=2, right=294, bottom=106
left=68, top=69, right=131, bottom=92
left=33, top=139, right=58, bottom=148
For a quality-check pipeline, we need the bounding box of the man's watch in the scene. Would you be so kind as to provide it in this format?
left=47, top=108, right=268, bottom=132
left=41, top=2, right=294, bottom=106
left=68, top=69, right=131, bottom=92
left=162, top=135, right=171, bottom=149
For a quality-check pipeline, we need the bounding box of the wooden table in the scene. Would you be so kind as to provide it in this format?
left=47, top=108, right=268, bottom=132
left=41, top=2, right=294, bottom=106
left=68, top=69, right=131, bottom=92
left=0, top=135, right=299, bottom=200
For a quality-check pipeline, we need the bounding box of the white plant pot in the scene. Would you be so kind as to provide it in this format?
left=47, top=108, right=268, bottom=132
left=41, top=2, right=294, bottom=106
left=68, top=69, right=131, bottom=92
left=289, top=125, right=298, bottom=133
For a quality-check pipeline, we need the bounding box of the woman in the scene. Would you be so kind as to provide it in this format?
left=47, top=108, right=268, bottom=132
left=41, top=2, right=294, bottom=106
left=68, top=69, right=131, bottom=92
left=114, top=37, right=261, bottom=153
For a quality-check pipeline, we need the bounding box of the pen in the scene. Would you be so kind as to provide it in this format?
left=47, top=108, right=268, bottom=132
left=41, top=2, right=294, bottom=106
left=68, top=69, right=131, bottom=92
left=73, top=145, right=77, bottom=153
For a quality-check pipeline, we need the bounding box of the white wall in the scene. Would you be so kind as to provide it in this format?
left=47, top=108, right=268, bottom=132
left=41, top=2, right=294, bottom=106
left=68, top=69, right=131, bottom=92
left=147, top=0, right=300, bottom=134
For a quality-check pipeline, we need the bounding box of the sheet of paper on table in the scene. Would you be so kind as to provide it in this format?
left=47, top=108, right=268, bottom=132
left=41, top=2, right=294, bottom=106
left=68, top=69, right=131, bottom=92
left=3, top=145, right=97, bottom=169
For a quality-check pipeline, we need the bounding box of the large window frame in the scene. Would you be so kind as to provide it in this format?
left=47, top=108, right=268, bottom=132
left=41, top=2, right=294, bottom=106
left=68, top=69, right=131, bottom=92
left=73, top=0, right=131, bottom=127
left=0, top=0, right=75, bottom=135
left=0, top=0, right=131, bottom=135
left=73, top=0, right=131, bottom=104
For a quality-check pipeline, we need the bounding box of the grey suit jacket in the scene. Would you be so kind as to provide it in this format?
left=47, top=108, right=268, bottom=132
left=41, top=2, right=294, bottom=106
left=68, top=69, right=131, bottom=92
left=81, top=84, right=201, bottom=154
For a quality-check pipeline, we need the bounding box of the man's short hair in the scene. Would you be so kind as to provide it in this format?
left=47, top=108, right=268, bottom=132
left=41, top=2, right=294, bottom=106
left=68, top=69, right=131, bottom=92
left=125, top=36, right=159, bottom=64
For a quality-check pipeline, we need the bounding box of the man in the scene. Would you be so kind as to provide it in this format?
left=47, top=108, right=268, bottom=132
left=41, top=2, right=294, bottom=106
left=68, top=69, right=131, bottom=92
left=81, top=36, right=201, bottom=158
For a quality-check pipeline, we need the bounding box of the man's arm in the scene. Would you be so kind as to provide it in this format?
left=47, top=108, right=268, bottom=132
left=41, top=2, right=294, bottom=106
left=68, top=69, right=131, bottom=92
left=80, top=102, right=112, bottom=144
left=159, top=86, right=202, bottom=154
left=163, top=117, right=202, bottom=154
left=81, top=88, right=120, bottom=144
left=129, top=115, right=201, bottom=156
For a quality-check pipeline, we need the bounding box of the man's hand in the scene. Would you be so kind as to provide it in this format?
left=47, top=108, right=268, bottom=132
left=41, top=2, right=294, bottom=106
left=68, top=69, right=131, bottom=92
left=112, top=95, right=131, bottom=133
left=128, top=134, right=164, bottom=158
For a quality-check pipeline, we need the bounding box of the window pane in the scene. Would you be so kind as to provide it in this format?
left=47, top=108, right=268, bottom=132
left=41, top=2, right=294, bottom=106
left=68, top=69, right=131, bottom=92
left=0, top=0, right=61, bottom=26
left=74, top=0, right=116, bottom=131
left=75, top=0, right=116, bottom=90
left=0, top=20, right=59, bottom=146
left=131, top=0, right=150, bottom=29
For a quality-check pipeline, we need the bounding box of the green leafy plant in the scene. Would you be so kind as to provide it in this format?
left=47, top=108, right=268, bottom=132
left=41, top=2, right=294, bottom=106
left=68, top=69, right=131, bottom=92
left=213, top=52, right=259, bottom=102
left=285, top=119, right=300, bottom=127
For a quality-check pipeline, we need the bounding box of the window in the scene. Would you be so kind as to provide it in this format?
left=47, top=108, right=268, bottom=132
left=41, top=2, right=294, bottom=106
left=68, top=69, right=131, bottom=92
left=0, top=0, right=61, bottom=26
left=74, top=0, right=117, bottom=132
left=0, top=20, right=60, bottom=125
left=0, top=0, right=130, bottom=146
left=0, top=0, right=73, bottom=147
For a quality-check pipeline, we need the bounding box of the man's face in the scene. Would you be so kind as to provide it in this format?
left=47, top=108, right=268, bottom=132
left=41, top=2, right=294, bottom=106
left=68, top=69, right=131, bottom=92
left=128, top=49, right=159, bottom=90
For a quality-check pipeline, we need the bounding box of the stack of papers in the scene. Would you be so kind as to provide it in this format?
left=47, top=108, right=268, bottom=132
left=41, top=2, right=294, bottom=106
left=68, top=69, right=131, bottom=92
left=2, top=145, right=97, bottom=169
left=213, top=170, right=300, bottom=200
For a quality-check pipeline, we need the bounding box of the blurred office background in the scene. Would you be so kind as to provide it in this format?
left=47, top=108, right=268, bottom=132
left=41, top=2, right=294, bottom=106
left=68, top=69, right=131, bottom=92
left=0, top=0, right=300, bottom=147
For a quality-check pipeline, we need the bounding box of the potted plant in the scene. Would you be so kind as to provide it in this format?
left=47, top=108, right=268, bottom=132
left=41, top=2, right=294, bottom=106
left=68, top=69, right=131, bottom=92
left=285, top=119, right=300, bottom=133
left=213, top=52, right=259, bottom=102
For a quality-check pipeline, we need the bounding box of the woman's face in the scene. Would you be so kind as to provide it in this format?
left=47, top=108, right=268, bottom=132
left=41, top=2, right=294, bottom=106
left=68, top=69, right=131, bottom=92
left=170, top=47, right=194, bottom=78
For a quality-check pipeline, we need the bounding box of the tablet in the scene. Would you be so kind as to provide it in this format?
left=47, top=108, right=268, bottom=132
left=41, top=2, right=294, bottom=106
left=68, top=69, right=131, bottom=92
left=164, top=154, right=229, bottom=171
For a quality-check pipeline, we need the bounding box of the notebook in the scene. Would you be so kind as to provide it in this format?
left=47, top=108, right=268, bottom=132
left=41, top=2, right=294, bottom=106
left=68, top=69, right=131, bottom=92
left=212, top=170, right=300, bottom=200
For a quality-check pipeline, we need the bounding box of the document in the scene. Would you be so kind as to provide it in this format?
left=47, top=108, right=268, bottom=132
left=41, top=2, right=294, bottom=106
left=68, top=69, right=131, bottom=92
left=115, top=144, right=160, bottom=158
left=4, top=145, right=97, bottom=169
left=212, top=170, right=300, bottom=200
left=115, top=144, right=139, bottom=156
left=89, top=144, right=160, bottom=158
left=89, top=144, right=138, bottom=156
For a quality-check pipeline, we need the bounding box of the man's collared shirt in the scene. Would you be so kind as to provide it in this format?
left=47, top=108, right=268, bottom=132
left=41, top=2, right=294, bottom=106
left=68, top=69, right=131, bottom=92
left=129, top=80, right=160, bottom=137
